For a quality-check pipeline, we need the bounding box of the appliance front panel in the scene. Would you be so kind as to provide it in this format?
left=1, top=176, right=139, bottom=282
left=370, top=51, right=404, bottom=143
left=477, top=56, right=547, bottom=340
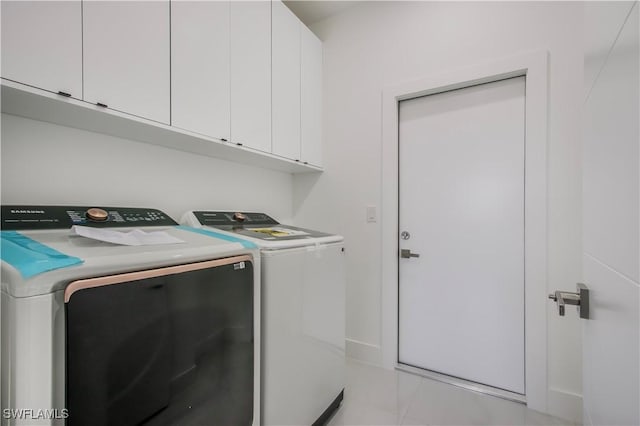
left=65, top=256, right=255, bottom=426
left=261, top=244, right=345, bottom=425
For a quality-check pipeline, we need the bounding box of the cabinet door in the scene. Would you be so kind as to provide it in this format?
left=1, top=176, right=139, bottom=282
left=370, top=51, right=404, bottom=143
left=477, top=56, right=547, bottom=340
left=171, top=1, right=230, bottom=140
left=301, top=26, right=323, bottom=167
left=271, top=0, right=301, bottom=161
left=230, top=1, right=271, bottom=152
left=83, top=1, right=170, bottom=124
left=1, top=1, right=82, bottom=98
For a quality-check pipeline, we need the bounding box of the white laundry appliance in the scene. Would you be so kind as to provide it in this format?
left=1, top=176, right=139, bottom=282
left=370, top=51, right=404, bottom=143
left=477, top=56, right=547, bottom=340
left=1, top=205, right=260, bottom=426
left=181, top=211, right=345, bottom=426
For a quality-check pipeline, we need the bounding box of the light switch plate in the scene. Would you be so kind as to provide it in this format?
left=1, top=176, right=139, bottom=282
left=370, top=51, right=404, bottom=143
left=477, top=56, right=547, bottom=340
left=366, top=205, right=377, bottom=223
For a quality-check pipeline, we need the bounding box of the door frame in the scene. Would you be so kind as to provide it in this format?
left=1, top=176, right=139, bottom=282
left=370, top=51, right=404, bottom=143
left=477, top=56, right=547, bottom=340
left=381, top=50, right=549, bottom=412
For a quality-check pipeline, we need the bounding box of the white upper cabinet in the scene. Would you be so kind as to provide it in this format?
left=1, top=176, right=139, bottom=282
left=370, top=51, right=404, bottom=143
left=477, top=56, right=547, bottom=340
left=83, top=1, right=170, bottom=124
left=230, top=1, right=272, bottom=152
left=1, top=0, right=323, bottom=172
left=271, top=0, right=301, bottom=161
left=1, top=1, right=82, bottom=98
left=171, top=1, right=230, bottom=140
left=301, top=25, right=323, bottom=167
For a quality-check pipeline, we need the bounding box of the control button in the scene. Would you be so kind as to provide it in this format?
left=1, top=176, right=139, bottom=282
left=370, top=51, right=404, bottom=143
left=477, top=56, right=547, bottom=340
left=233, top=212, right=247, bottom=222
left=86, top=208, right=109, bottom=222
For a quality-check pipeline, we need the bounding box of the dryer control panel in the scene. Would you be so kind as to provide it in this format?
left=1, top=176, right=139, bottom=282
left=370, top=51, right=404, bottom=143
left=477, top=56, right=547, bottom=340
left=193, top=211, right=279, bottom=227
left=1, top=206, right=177, bottom=230
left=190, top=211, right=332, bottom=241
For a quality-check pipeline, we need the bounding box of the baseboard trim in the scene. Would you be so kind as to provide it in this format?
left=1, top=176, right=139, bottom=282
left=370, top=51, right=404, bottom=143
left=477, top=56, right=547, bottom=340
left=345, top=338, right=383, bottom=366
left=547, top=387, right=583, bottom=424
left=583, top=406, right=594, bottom=426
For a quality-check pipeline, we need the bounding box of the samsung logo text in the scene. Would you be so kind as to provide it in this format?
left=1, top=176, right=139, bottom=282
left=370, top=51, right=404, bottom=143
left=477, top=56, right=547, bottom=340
left=10, top=210, right=45, bottom=214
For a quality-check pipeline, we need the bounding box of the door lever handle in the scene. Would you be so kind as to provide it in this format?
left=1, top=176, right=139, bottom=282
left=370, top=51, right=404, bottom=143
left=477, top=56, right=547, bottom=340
left=548, top=283, right=589, bottom=319
left=400, top=249, right=420, bottom=259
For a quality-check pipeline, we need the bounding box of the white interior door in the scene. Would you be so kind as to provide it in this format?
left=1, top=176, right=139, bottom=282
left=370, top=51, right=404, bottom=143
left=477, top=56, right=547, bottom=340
left=581, top=4, right=639, bottom=425
left=398, top=76, right=526, bottom=394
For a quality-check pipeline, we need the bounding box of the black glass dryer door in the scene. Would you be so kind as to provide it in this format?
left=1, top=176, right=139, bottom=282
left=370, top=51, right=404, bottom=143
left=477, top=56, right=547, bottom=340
left=65, top=257, right=255, bottom=426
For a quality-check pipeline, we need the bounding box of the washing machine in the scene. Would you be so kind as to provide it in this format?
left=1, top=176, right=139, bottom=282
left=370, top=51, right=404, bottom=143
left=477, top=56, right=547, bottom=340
left=181, top=211, right=345, bottom=426
left=0, top=205, right=261, bottom=426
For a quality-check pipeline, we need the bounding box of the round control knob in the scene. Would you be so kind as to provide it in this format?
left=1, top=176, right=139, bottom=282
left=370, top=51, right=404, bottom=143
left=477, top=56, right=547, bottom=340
left=233, top=212, right=247, bottom=222
left=86, top=208, right=109, bottom=222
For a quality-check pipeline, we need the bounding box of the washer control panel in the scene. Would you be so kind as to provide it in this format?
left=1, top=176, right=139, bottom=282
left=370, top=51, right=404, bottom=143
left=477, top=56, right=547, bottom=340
left=1, top=206, right=177, bottom=230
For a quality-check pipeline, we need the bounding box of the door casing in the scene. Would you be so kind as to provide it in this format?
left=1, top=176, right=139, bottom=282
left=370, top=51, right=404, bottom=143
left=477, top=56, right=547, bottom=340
left=381, top=50, right=549, bottom=413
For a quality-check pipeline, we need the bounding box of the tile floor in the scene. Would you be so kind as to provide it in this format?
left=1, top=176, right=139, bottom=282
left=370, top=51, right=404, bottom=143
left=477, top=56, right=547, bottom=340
left=327, top=360, right=577, bottom=426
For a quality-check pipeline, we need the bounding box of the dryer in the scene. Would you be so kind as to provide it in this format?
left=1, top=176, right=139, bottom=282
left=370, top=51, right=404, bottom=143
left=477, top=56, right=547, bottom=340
left=1, top=206, right=260, bottom=426
left=181, top=211, right=345, bottom=426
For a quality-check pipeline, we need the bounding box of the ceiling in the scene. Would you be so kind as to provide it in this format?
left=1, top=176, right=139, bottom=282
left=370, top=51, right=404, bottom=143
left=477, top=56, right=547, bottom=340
left=283, top=1, right=359, bottom=26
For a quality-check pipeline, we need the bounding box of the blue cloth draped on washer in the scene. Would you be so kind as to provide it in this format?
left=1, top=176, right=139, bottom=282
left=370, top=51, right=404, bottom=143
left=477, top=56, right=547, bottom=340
left=176, top=225, right=258, bottom=249
left=0, top=231, right=83, bottom=278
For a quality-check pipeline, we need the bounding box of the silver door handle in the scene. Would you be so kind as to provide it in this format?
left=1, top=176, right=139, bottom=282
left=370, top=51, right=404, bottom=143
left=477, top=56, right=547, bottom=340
left=400, top=249, right=420, bottom=259
left=548, top=283, right=589, bottom=319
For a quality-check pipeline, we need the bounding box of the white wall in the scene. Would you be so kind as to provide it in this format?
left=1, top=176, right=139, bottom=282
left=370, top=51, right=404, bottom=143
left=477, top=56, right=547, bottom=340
left=1, top=113, right=293, bottom=223
left=293, top=1, right=584, bottom=421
